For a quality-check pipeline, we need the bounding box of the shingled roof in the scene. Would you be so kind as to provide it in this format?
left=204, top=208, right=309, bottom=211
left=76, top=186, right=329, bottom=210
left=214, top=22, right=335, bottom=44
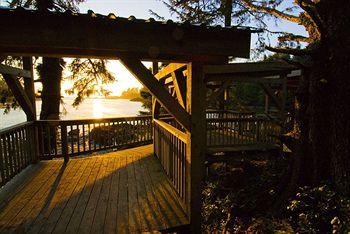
left=0, top=7, right=251, bottom=62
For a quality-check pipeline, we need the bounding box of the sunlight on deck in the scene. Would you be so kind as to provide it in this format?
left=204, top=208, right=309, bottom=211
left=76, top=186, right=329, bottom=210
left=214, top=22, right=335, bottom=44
left=0, top=145, right=188, bottom=233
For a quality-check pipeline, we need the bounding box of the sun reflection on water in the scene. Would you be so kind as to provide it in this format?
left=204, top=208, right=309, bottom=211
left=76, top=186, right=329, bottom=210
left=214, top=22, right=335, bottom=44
left=92, top=99, right=105, bottom=118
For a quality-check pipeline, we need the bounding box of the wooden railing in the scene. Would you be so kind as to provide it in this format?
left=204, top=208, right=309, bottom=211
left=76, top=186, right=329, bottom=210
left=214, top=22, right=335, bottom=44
left=35, top=116, right=153, bottom=159
left=206, top=110, right=255, bottom=119
left=207, top=117, right=281, bottom=147
left=154, top=119, right=188, bottom=211
left=0, top=122, right=37, bottom=186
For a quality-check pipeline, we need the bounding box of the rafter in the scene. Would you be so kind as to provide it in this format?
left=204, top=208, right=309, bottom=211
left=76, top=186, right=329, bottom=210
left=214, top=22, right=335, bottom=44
left=0, top=64, right=31, bottom=78
left=2, top=74, right=35, bottom=120
left=119, top=56, right=191, bottom=131
left=171, top=70, right=187, bottom=108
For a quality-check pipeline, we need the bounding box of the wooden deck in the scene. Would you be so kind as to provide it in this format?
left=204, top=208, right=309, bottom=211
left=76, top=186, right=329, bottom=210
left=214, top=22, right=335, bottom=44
left=0, top=145, right=188, bottom=233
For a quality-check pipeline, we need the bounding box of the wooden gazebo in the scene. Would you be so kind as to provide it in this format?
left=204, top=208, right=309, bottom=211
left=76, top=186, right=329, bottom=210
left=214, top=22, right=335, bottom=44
left=0, top=7, right=256, bottom=233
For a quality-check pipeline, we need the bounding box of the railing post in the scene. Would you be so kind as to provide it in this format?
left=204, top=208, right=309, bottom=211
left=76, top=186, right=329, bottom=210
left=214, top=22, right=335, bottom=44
left=256, top=119, right=261, bottom=143
left=186, top=62, right=206, bottom=232
left=31, top=122, right=40, bottom=163
left=61, top=124, right=69, bottom=163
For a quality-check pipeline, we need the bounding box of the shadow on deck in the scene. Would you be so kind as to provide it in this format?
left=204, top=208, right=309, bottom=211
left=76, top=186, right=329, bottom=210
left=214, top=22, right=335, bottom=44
left=0, top=145, right=188, bottom=233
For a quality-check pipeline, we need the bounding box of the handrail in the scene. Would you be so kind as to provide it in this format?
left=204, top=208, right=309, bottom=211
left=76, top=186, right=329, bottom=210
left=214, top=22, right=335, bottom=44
left=206, top=117, right=267, bottom=122
left=0, top=121, right=34, bottom=134
left=153, top=119, right=187, bottom=143
left=34, top=115, right=152, bottom=125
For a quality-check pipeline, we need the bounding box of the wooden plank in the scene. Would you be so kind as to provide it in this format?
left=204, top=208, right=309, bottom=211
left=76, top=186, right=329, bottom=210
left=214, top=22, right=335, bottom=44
left=145, top=154, right=188, bottom=227
left=0, top=64, right=31, bottom=78
left=2, top=74, right=35, bottom=120
left=0, top=162, right=51, bottom=210
left=39, top=158, right=92, bottom=233
left=155, top=63, right=186, bottom=80
left=52, top=158, right=98, bottom=234
left=25, top=159, right=82, bottom=234
left=104, top=156, right=120, bottom=233
left=120, top=56, right=191, bottom=130
left=134, top=153, right=164, bottom=231
left=78, top=157, right=108, bottom=234
left=135, top=149, right=169, bottom=230
left=127, top=155, right=142, bottom=232
left=116, top=156, right=129, bottom=234
left=9, top=159, right=86, bottom=233
left=0, top=161, right=62, bottom=230
left=90, top=157, right=114, bottom=233
left=64, top=158, right=103, bottom=234
left=0, top=9, right=251, bottom=60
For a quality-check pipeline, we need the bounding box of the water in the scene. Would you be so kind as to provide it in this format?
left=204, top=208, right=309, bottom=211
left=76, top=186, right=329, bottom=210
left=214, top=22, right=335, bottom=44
left=0, top=97, right=147, bottom=129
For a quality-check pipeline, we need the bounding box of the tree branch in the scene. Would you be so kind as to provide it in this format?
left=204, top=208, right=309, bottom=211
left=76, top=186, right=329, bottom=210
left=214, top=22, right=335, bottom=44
left=266, top=46, right=314, bottom=56
left=278, top=33, right=312, bottom=43
left=295, top=0, right=324, bottom=34
left=240, top=0, right=301, bottom=23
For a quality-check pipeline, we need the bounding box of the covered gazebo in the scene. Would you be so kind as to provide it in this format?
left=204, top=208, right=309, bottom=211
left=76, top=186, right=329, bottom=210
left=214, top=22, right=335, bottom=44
left=0, top=7, right=255, bottom=232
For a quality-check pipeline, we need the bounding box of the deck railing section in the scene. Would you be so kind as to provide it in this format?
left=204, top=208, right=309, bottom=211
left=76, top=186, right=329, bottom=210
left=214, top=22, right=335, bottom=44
left=0, top=122, right=37, bottom=186
left=206, top=110, right=255, bottom=119
left=154, top=119, right=188, bottom=210
left=35, top=116, right=153, bottom=159
left=207, top=117, right=281, bottom=147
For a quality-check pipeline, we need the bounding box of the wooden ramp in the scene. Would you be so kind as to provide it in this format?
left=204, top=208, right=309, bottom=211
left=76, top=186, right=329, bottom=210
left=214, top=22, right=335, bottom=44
left=0, top=145, right=188, bottom=233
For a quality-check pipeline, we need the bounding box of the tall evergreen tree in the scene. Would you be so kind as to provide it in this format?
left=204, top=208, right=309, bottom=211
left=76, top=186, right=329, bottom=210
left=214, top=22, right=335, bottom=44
left=6, top=0, right=115, bottom=119
left=163, top=0, right=350, bottom=195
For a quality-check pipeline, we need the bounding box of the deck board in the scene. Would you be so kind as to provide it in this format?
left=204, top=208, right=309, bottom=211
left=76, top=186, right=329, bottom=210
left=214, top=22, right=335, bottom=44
left=0, top=145, right=188, bottom=233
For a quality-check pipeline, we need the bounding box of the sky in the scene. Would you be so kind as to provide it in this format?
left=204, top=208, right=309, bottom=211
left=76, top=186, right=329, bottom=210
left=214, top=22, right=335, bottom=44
left=1, top=0, right=307, bottom=97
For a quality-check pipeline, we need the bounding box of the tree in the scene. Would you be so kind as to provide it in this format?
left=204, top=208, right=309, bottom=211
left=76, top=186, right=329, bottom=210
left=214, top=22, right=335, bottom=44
left=7, top=0, right=115, bottom=120
left=163, top=0, right=350, bottom=195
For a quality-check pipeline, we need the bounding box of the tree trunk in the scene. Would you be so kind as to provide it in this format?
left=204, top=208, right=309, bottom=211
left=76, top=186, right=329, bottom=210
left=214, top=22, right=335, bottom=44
left=286, top=1, right=350, bottom=195
left=39, top=58, right=63, bottom=120
left=326, top=2, right=350, bottom=194
left=38, top=57, right=63, bottom=159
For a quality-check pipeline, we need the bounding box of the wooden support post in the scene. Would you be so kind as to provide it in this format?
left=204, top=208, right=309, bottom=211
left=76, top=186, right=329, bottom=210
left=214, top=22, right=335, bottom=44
left=152, top=62, right=159, bottom=156
left=265, top=93, right=269, bottom=114
left=280, top=74, right=287, bottom=128
left=186, top=62, right=206, bottom=232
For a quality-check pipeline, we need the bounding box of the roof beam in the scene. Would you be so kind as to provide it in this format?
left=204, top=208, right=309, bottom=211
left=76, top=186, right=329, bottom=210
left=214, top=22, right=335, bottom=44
left=203, top=62, right=296, bottom=75
left=119, top=56, right=191, bottom=131
left=0, top=9, right=251, bottom=61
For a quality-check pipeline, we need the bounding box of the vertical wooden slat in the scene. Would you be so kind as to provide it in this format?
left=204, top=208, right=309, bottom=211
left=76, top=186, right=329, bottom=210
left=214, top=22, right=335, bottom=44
left=61, top=124, right=69, bottom=162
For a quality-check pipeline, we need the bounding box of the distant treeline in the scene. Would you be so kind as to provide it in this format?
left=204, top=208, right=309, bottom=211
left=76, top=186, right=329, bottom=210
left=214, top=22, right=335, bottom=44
left=106, top=87, right=142, bottom=101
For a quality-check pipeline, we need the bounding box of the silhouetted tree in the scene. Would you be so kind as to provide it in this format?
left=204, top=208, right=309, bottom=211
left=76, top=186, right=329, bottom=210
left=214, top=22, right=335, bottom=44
left=163, top=0, right=350, bottom=196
